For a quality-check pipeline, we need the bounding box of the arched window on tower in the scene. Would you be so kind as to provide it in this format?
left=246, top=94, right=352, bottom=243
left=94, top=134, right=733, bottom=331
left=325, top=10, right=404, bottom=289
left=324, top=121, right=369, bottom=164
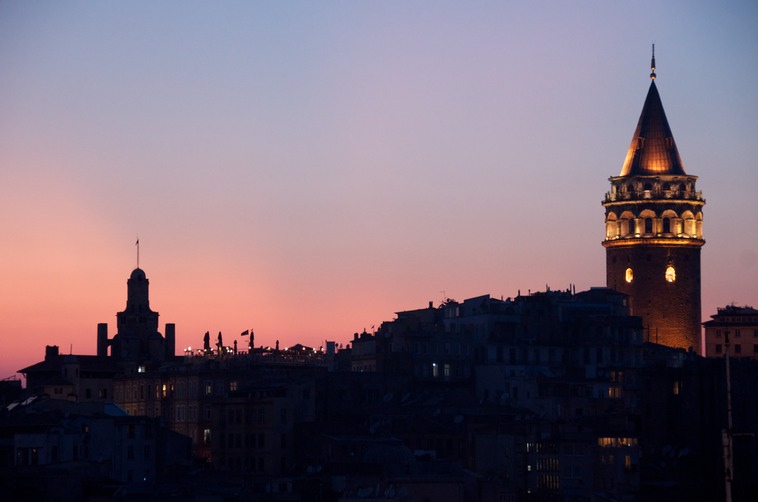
left=665, top=265, right=676, bottom=283
left=662, top=218, right=671, bottom=234
left=628, top=219, right=635, bottom=236
left=644, top=218, right=653, bottom=234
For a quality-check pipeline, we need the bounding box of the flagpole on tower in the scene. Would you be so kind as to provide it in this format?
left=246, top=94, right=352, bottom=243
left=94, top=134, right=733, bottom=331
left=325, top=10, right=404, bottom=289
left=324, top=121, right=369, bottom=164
left=136, top=238, right=140, bottom=269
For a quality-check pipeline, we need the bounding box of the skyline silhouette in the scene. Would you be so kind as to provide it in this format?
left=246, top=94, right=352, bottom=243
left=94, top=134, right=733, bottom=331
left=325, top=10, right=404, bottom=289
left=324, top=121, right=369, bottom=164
left=1, top=1, right=757, bottom=378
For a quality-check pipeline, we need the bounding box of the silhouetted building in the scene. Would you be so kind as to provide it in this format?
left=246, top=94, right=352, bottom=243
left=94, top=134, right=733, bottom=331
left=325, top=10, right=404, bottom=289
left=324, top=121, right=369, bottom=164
left=703, top=305, right=758, bottom=358
left=19, top=346, right=121, bottom=402
left=344, top=288, right=644, bottom=501
left=0, top=396, right=191, bottom=500
left=113, top=350, right=325, bottom=463
left=101, top=267, right=176, bottom=365
left=19, top=268, right=178, bottom=401
left=602, top=48, right=705, bottom=352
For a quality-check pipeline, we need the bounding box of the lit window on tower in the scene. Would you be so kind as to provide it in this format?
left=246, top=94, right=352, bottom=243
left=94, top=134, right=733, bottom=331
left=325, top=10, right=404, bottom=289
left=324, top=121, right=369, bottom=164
left=625, top=268, right=634, bottom=283
left=665, top=266, right=676, bottom=283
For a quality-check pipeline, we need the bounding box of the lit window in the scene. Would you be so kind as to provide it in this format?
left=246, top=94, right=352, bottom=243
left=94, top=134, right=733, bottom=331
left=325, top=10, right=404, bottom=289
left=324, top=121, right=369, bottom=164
left=665, top=266, right=676, bottom=283
left=625, top=268, right=633, bottom=283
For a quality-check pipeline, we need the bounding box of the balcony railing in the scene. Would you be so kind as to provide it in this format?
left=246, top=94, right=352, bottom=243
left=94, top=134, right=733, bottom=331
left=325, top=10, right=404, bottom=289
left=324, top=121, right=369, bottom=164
left=604, top=189, right=703, bottom=203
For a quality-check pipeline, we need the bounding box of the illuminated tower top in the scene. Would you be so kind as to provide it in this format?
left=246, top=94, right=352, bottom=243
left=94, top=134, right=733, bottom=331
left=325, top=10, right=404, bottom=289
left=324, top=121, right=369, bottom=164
left=619, top=46, right=685, bottom=177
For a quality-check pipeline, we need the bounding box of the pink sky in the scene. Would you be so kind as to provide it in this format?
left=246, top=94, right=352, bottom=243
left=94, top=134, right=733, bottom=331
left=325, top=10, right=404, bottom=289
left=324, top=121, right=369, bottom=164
left=1, top=1, right=757, bottom=379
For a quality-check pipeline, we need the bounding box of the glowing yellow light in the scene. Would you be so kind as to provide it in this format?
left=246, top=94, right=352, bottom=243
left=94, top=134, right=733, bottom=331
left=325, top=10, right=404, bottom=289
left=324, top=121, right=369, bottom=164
left=665, top=266, right=676, bottom=283
left=625, top=268, right=633, bottom=283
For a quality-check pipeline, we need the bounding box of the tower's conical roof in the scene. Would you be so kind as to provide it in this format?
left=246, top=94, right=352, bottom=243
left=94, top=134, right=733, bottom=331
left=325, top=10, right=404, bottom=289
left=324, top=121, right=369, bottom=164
left=619, top=80, right=686, bottom=176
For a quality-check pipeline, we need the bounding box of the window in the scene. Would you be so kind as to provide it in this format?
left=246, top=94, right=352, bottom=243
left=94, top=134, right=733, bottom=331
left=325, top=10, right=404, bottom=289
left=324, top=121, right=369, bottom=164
left=644, top=218, right=653, bottom=234
left=628, top=219, right=635, bottom=235
left=735, top=344, right=742, bottom=354
left=662, top=218, right=671, bottom=233
left=665, top=266, right=676, bottom=283
left=715, top=344, right=722, bottom=354
left=625, top=268, right=634, bottom=283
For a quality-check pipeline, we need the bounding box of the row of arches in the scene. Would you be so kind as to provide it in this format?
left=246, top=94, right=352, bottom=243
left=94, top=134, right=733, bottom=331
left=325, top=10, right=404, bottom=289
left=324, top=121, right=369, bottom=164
left=605, top=209, right=703, bottom=240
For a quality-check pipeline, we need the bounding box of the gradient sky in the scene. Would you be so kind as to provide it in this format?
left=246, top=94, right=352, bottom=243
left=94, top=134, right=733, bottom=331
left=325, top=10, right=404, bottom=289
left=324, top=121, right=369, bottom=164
left=1, top=1, right=757, bottom=379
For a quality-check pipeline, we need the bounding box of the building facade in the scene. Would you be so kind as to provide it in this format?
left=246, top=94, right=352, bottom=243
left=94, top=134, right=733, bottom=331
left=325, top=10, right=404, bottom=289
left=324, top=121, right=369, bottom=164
left=703, top=305, right=758, bottom=358
left=602, top=50, right=705, bottom=352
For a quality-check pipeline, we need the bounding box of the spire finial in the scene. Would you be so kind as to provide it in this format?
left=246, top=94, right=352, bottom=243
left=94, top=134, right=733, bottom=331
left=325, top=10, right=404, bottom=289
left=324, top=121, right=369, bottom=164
left=650, top=43, right=656, bottom=80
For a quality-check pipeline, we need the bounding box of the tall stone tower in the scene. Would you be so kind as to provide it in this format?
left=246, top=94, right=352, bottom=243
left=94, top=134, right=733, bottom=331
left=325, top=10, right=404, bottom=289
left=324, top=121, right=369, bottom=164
left=602, top=48, right=705, bottom=352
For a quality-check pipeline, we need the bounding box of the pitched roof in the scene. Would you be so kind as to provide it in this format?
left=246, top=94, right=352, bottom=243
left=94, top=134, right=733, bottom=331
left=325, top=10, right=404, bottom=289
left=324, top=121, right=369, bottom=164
left=619, top=80, right=686, bottom=176
left=18, top=354, right=120, bottom=375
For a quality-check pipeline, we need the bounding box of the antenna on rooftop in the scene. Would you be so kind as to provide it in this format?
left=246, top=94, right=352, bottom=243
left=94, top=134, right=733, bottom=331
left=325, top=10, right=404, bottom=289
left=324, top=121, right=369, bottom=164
left=135, top=238, right=140, bottom=268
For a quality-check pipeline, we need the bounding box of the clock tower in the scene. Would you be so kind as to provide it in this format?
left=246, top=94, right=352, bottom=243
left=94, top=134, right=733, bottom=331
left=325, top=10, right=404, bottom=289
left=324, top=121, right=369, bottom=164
left=602, top=48, right=705, bottom=352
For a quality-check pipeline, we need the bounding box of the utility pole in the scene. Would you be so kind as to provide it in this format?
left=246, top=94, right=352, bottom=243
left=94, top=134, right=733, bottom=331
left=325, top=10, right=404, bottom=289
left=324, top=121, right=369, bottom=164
left=723, top=333, right=733, bottom=502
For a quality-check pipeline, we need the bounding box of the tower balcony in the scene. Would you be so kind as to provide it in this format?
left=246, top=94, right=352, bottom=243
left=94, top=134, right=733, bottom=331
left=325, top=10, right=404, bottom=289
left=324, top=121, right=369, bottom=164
left=604, top=188, right=704, bottom=204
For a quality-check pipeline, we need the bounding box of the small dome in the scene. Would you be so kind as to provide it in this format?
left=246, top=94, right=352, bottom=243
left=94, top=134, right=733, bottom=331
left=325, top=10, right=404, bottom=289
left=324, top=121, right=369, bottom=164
left=130, top=268, right=146, bottom=281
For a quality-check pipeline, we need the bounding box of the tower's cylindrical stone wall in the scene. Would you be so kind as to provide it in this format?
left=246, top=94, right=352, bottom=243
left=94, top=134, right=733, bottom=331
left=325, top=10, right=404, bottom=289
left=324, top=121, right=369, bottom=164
left=606, top=244, right=701, bottom=351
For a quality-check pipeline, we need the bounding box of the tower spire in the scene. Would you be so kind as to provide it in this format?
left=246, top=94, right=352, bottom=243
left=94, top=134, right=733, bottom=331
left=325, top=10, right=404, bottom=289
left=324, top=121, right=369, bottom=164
left=650, top=43, right=656, bottom=80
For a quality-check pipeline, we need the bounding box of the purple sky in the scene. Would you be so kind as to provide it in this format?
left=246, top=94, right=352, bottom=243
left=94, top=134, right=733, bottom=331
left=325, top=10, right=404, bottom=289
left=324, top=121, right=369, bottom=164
left=1, top=1, right=757, bottom=378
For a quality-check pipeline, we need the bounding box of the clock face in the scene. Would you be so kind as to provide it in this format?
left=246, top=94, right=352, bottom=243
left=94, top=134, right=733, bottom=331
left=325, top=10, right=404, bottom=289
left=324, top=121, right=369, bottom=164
left=625, top=268, right=634, bottom=283
left=665, top=265, right=676, bottom=283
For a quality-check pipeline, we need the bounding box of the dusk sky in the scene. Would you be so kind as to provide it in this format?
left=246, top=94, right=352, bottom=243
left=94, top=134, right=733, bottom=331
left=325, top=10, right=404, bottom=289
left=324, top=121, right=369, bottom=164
left=1, top=1, right=757, bottom=378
